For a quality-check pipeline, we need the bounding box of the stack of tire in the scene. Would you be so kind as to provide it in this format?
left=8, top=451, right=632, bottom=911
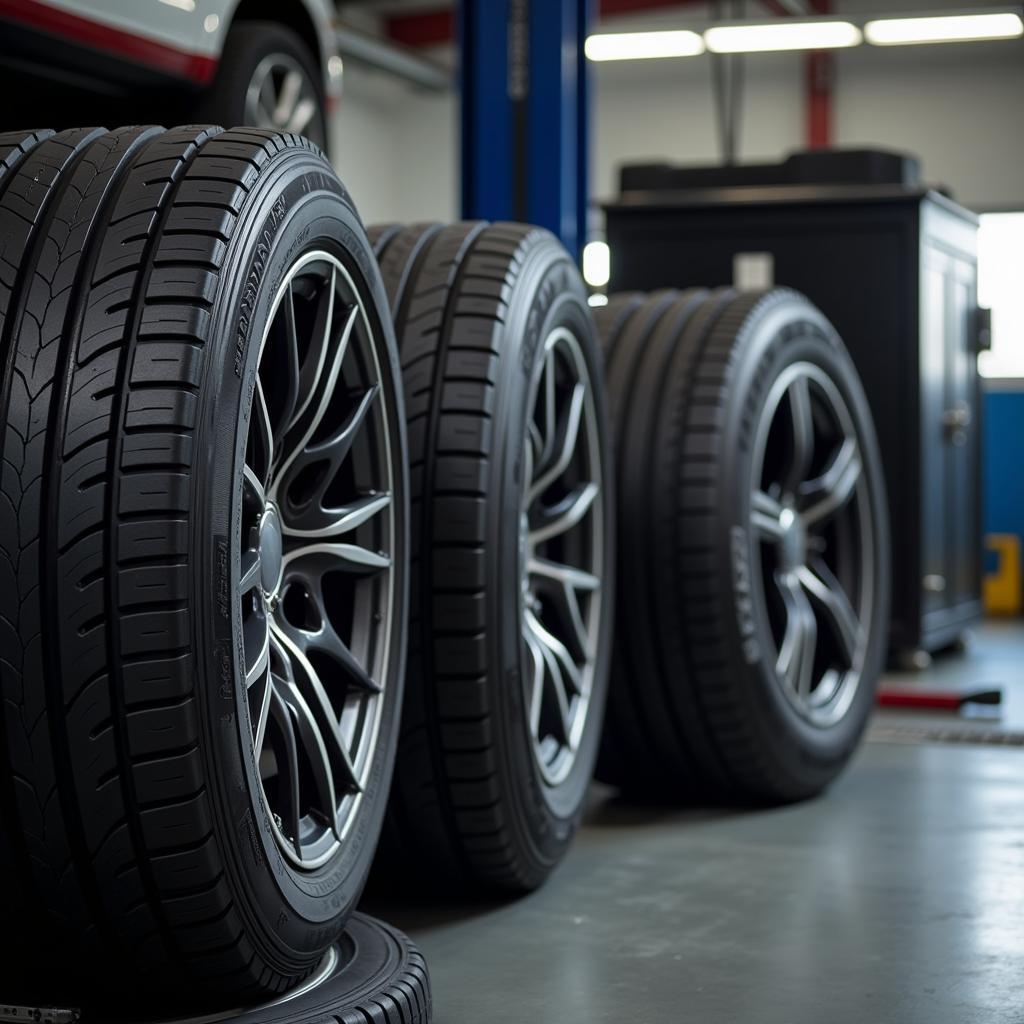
left=356, top=229, right=890, bottom=896
left=0, top=120, right=891, bottom=1020
left=0, top=127, right=429, bottom=1023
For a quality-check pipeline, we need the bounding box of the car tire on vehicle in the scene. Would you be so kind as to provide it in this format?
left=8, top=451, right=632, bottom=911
left=368, top=221, right=615, bottom=891
left=596, top=287, right=890, bottom=802
left=196, top=22, right=329, bottom=150
left=0, top=126, right=407, bottom=1004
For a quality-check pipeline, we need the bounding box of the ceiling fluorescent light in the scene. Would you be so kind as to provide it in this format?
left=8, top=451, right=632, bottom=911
left=705, top=20, right=862, bottom=53
left=585, top=30, right=705, bottom=62
left=864, top=12, right=1024, bottom=46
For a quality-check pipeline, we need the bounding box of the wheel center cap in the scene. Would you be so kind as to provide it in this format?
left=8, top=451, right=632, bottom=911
left=778, top=506, right=807, bottom=570
left=259, top=503, right=285, bottom=600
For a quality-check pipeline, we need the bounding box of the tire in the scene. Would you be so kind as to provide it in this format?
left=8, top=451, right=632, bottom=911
left=595, top=288, right=890, bottom=802
left=4, top=915, right=430, bottom=1024
left=0, top=127, right=408, bottom=1004
left=368, top=221, right=615, bottom=891
left=153, top=914, right=429, bottom=1024
left=196, top=22, right=328, bottom=150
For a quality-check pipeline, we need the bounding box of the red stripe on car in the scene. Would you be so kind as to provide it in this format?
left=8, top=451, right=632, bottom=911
left=0, top=0, right=217, bottom=84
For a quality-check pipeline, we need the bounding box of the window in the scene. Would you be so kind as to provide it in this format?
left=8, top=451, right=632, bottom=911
left=978, top=212, right=1024, bottom=379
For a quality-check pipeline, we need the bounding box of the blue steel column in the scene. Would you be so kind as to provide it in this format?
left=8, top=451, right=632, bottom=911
left=460, top=0, right=593, bottom=261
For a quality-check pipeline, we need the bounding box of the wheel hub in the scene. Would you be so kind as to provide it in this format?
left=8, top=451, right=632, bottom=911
left=258, top=503, right=285, bottom=604
left=776, top=505, right=807, bottom=571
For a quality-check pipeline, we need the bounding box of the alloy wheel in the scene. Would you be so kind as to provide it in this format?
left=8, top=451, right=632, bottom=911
left=240, top=250, right=396, bottom=870
left=521, top=327, right=605, bottom=785
left=750, top=361, right=873, bottom=727
left=245, top=54, right=324, bottom=145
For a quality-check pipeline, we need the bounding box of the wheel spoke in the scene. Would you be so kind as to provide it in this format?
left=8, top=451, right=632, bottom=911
left=271, top=300, right=358, bottom=500
left=529, top=382, right=585, bottom=503
left=800, top=438, right=862, bottom=527
left=317, top=383, right=379, bottom=468
left=784, top=375, right=815, bottom=495
left=776, top=571, right=818, bottom=698
left=275, top=281, right=302, bottom=437
left=249, top=663, right=273, bottom=759
left=526, top=609, right=583, bottom=698
left=288, top=267, right=340, bottom=437
left=530, top=481, right=599, bottom=546
left=751, top=489, right=785, bottom=540
left=287, top=98, right=317, bottom=135
left=797, top=559, right=863, bottom=667
left=267, top=683, right=303, bottom=859
left=258, top=74, right=276, bottom=120
left=274, top=70, right=303, bottom=126
left=276, top=550, right=382, bottom=692
left=239, top=549, right=262, bottom=596
left=276, top=385, right=385, bottom=537
left=523, top=625, right=546, bottom=737
left=529, top=556, right=597, bottom=663
left=528, top=556, right=599, bottom=593
left=305, top=492, right=391, bottom=539
left=525, top=611, right=577, bottom=747
left=273, top=625, right=361, bottom=813
left=246, top=625, right=270, bottom=689
left=278, top=680, right=342, bottom=841
left=243, top=463, right=266, bottom=507
left=283, top=540, right=390, bottom=577
left=249, top=377, right=274, bottom=484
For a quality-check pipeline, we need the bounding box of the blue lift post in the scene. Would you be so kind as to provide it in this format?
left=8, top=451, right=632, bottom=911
left=460, top=0, right=593, bottom=262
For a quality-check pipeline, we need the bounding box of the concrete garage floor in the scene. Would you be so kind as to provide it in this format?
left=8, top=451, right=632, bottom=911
left=366, top=624, right=1024, bottom=1024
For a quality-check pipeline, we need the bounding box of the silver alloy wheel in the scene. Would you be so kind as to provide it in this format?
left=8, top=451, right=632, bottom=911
left=240, top=250, right=396, bottom=870
left=520, top=327, right=604, bottom=786
left=750, top=361, right=873, bottom=727
left=245, top=53, right=323, bottom=143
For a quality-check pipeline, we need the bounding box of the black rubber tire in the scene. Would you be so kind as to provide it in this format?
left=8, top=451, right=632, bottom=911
left=368, top=221, right=615, bottom=891
left=0, top=127, right=407, bottom=1004
left=195, top=22, right=328, bottom=150
left=595, top=288, right=890, bottom=802
left=226, top=914, right=431, bottom=1024
left=3, top=915, right=430, bottom=1024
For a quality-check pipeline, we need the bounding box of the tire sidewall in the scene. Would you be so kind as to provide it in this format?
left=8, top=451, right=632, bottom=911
left=193, top=150, right=408, bottom=959
left=717, top=295, right=890, bottom=790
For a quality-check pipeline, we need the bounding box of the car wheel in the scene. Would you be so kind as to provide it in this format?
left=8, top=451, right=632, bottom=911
left=197, top=22, right=329, bottom=150
left=0, top=126, right=407, bottom=1004
left=369, top=221, right=616, bottom=891
left=596, top=288, right=890, bottom=801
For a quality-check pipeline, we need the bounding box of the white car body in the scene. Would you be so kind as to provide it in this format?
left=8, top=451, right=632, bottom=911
left=0, top=0, right=342, bottom=98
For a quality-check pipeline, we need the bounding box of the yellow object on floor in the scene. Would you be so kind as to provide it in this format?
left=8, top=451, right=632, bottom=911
left=984, top=534, right=1022, bottom=615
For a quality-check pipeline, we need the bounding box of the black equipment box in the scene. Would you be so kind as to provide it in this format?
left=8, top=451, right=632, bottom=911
left=605, top=149, right=984, bottom=661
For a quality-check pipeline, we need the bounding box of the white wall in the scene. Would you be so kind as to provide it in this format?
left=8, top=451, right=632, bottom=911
left=593, top=39, right=1024, bottom=212
left=329, top=64, right=458, bottom=226
left=328, top=32, right=1024, bottom=227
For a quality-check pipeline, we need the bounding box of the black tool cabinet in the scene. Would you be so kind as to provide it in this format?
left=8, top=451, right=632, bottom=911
left=605, top=156, right=984, bottom=663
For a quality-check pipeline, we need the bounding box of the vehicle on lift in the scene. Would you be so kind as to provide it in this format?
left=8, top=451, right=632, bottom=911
left=0, top=0, right=340, bottom=148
